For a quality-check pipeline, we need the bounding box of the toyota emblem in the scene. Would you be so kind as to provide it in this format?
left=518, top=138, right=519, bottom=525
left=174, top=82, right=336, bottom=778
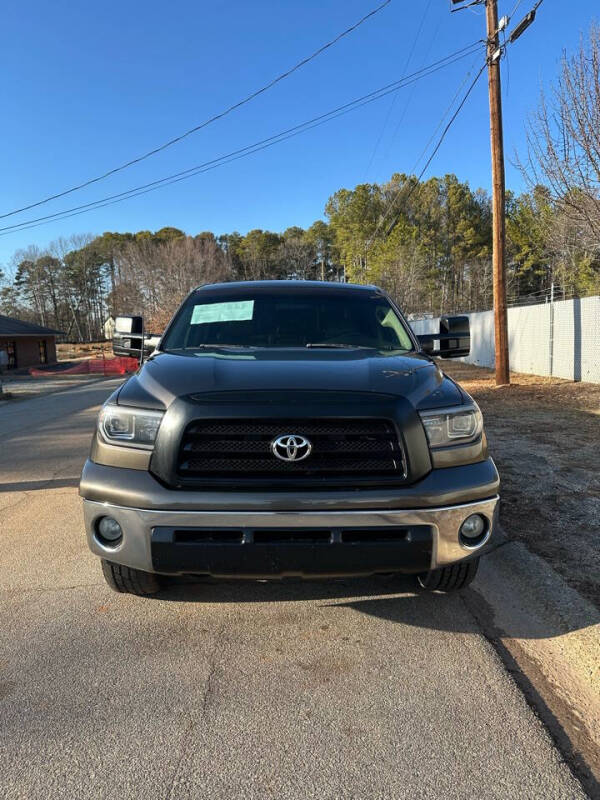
left=271, top=434, right=312, bottom=462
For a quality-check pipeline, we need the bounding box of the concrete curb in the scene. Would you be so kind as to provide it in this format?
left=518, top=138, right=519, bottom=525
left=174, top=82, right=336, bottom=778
left=466, top=539, right=600, bottom=798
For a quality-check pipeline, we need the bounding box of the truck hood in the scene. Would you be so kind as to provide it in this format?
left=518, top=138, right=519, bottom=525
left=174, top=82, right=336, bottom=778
left=117, top=349, right=463, bottom=410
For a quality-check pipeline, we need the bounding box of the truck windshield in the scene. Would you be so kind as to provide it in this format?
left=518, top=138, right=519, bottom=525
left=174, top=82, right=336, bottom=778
left=161, top=290, right=414, bottom=352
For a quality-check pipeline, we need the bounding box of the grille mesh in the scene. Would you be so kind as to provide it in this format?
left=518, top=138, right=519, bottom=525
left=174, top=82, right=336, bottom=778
left=176, top=418, right=405, bottom=481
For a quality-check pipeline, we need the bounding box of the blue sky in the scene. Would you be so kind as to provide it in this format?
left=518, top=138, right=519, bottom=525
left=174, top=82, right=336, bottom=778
left=0, top=0, right=595, bottom=266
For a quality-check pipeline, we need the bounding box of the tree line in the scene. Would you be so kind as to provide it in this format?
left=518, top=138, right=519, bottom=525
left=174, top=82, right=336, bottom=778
left=1, top=25, right=599, bottom=340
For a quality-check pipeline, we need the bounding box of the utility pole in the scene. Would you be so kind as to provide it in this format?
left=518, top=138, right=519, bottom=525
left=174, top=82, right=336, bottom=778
left=452, top=0, right=511, bottom=385
left=485, top=0, right=510, bottom=385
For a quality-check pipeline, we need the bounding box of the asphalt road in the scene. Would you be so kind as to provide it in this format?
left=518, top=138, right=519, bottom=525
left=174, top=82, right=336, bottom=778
left=0, top=383, right=587, bottom=799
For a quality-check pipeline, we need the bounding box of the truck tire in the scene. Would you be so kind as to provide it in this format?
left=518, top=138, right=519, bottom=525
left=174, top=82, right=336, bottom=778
left=417, top=557, right=479, bottom=592
left=101, top=559, right=161, bottom=596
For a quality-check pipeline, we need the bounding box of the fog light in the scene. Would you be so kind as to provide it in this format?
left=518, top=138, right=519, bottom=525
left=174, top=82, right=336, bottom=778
left=97, top=516, right=123, bottom=545
left=459, top=514, right=487, bottom=547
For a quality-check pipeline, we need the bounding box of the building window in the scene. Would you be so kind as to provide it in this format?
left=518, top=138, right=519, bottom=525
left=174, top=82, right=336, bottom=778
left=39, top=340, right=48, bottom=365
left=6, top=341, right=17, bottom=369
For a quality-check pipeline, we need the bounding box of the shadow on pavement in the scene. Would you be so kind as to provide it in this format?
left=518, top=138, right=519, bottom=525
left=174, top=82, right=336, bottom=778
left=0, top=477, right=80, bottom=492
left=157, top=574, right=416, bottom=605
left=154, top=573, right=600, bottom=641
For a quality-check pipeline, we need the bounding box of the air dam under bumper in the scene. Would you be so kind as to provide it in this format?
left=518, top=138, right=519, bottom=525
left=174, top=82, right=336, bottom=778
left=83, top=497, right=499, bottom=577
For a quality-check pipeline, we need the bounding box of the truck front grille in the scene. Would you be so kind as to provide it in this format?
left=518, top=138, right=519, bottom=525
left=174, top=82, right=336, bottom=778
left=176, top=418, right=405, bottom=484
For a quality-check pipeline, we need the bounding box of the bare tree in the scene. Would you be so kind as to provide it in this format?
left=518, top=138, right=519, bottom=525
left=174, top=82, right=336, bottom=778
left=113, top=234, right=233, bottom=330
left=520, top=24, right=600, bottom=247
left=278, top=236, right=317, bottom=280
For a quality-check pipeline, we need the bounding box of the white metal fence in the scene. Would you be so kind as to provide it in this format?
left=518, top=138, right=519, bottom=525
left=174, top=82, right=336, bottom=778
left=409, top=296, right=600, bottom=384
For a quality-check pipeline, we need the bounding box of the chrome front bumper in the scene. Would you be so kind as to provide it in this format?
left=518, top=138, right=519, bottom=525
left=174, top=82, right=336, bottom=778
left=83, top=496, right=499, bottom=576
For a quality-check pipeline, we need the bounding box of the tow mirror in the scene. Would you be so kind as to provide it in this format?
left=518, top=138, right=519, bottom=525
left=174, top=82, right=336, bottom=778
left=112, top=315, right=144, bottom=358
left=417, top=315, right=470, bottom=359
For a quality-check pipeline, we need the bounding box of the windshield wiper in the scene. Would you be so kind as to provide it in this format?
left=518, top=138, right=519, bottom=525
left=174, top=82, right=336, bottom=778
left=305, top=343, right=372, bottom=349
left=179, top=343, right=250, bottom=350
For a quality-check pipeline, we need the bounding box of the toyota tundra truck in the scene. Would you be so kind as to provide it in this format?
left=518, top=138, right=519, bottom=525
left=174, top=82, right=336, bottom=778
left=80, top=280, right=499, bottom=596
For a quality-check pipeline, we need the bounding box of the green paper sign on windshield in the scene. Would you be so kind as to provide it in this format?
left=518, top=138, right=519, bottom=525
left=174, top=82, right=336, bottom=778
left=190, top=300, right=254, bottom=325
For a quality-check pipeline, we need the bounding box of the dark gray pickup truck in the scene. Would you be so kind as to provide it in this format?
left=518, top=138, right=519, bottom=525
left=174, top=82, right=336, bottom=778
left=80, top=280, right=499, bottom=596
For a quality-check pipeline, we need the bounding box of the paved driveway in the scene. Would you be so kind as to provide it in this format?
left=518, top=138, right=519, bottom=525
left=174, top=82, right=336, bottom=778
left=0, top=384, right=586, bottom=799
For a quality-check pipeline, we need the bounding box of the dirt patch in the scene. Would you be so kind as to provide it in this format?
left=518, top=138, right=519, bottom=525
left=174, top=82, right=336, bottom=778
left=57, top=341, right=109, bottom=361
left=442, top=361, right=600, bottom=609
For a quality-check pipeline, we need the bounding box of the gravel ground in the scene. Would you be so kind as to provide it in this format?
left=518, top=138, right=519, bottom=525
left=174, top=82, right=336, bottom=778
left=443, top=361, right=600, bottom=609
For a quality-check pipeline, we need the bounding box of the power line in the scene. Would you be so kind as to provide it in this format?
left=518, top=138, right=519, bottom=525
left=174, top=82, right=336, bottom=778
left=0, top=42, right=483, bottom=236
left=362, top=0, right=432, bottom=178
left=385, top=11, right=442, bottom=162
left=508, top=0, right=524, bottom=18
left=0, top=44, right=479, bottom=235
left=450, top=0, right=484, bottom=14
left=409, top=54, right=481, bottom=174
left=1, top=44, right=481, bottom=236
left=365, top=59, right=487, bottom=249
left=369, top=60, right=487, bottom=245
left=406, top=63, right=486, bottom=186
left=0, top=0, right=393, bottom=222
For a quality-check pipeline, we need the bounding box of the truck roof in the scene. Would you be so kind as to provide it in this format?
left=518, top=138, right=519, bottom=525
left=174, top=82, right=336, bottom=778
left=195, top=280, right=381, bottom=295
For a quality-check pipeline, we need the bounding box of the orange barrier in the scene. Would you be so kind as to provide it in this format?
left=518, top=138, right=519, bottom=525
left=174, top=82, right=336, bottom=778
left=30, top=356, right=139, bottom=377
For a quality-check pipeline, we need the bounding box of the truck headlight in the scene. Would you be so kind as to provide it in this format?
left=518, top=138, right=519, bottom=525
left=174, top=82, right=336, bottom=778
left=419, top=405, right=483, bottom=449
left=99, top=406, right=164, bottom=448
